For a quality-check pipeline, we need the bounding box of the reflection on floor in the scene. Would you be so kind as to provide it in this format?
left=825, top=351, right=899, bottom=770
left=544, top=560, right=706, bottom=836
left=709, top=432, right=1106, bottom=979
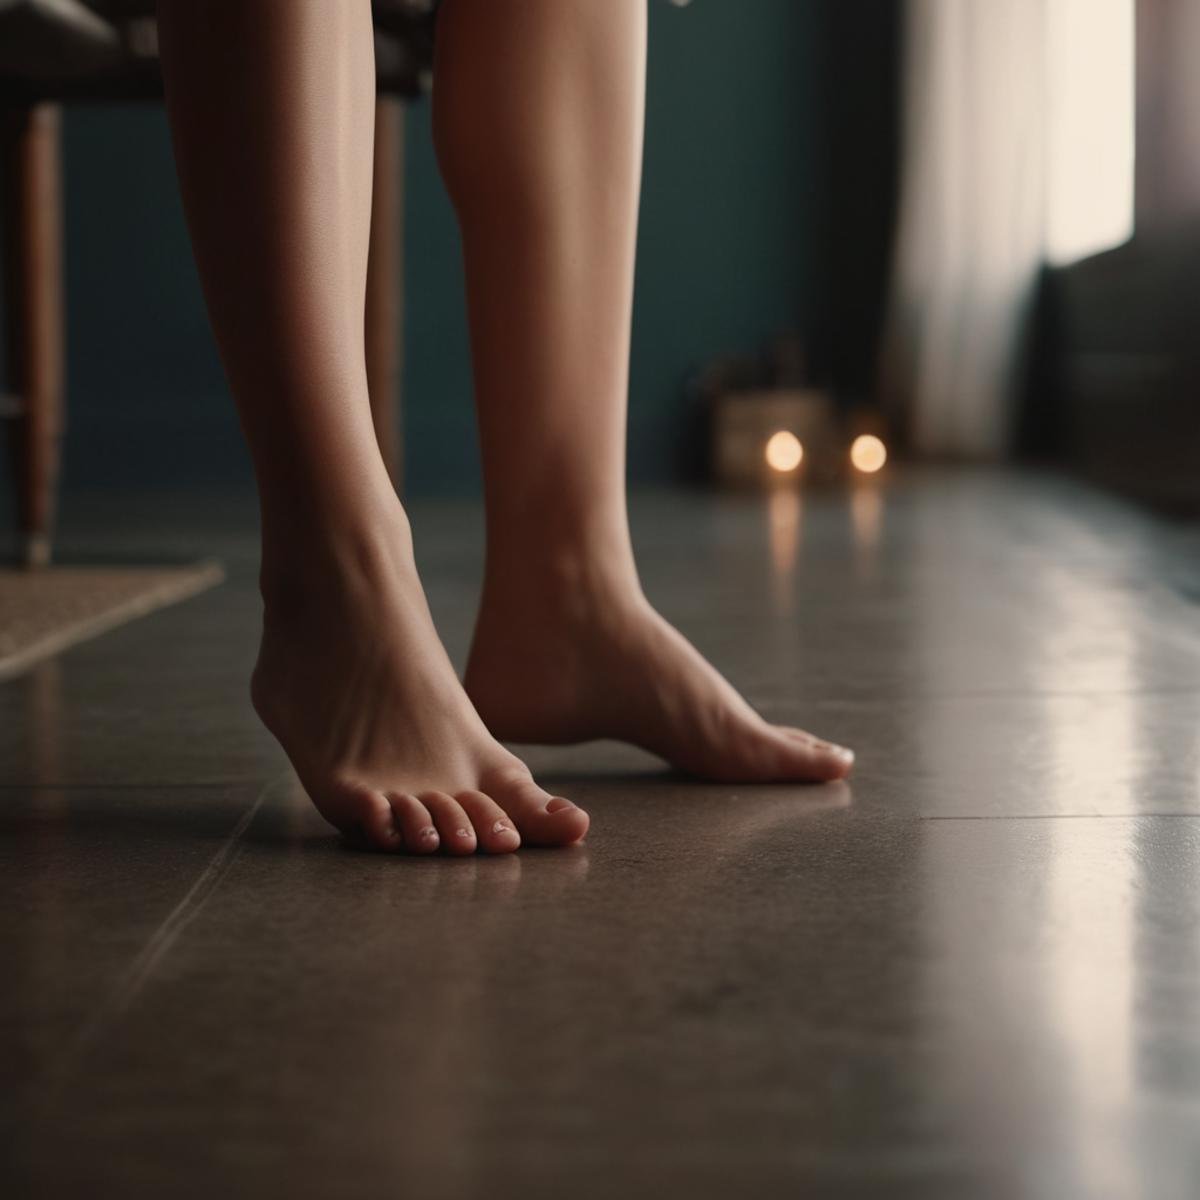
left=2, top=468, right=1198, bottom=1199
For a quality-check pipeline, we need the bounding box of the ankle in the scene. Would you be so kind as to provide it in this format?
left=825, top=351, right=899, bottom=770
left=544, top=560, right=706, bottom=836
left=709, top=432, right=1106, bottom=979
left=480, top=528, right=644, bottom=627
left=259, top=496, right=414, bottom=623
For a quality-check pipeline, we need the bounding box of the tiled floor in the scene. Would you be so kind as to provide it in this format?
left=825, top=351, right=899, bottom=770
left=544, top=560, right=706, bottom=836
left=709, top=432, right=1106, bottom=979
left=2, top=469, right=1199, bottom=1198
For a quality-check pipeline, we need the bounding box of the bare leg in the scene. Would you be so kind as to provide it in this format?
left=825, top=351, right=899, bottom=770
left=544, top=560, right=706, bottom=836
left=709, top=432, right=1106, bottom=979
left=435, top=0, right=853, bottom=781
left=156, top=0, right=587, bottom=852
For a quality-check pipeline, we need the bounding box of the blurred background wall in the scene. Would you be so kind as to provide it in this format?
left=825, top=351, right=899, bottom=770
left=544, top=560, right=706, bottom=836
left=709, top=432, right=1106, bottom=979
left=0, top=0, right=900, bottom=500
left=23, top=0, right=1194, bottom=521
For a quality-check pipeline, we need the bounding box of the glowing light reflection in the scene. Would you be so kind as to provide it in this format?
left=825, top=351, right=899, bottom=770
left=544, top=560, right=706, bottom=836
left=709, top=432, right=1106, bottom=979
left=767, top=487, right=802, bottom=585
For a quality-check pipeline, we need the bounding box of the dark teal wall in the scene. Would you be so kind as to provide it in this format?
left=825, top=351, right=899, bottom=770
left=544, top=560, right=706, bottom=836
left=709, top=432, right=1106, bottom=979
left=403, top=0, right=822, bottom=493
left=57, top=106, right=247, bottom=490
left=4, top=1, right=854, bottom=499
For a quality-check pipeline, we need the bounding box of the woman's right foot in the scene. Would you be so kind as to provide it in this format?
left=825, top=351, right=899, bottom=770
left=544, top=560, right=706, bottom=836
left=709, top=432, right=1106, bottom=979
left=250, top=505, right=588, bottom=855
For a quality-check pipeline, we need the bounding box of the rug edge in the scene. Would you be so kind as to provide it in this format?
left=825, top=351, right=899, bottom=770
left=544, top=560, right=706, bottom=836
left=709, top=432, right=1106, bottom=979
left=0, top=560, right=226, bottom=683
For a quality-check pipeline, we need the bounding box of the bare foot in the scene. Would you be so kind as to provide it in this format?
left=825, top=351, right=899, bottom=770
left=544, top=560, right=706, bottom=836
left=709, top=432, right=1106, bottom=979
left=465, top=562, right=854, bottom=783
left=250, top=509, right=589, bottom=854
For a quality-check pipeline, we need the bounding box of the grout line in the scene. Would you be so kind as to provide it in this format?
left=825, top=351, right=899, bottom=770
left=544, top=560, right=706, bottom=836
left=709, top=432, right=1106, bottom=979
left=0, top=779, right=276, bottom=792
left=91, top=778, right=277, bottom=1015
left=809, top=687, right=1200, bottom=704
left=35, top=772, right=287, bottom=1103
left=919, top=812, right=1200, bottom=821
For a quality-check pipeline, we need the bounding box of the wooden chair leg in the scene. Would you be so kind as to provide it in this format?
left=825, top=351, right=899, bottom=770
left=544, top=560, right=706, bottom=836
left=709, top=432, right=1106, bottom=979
left=2, top=103, right=65, bottom=569
left=365, top=95, right=404, bottom=491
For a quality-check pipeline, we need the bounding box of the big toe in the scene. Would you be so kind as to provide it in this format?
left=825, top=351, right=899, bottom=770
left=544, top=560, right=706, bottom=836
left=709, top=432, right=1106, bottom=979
left=776, top=726, right=855, bottom=781
left=494, top=777, right=589, bottom=846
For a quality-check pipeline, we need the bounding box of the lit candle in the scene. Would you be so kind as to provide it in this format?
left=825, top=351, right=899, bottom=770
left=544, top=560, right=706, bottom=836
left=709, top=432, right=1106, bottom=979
left=849, top=434, right=887, bottom=474
left=764, top=430, right=804, bottom=474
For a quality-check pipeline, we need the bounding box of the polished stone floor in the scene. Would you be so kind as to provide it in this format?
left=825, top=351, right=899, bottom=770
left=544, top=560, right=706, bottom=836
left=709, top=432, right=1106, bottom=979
left=2, top=469, right=1199, bottom=1199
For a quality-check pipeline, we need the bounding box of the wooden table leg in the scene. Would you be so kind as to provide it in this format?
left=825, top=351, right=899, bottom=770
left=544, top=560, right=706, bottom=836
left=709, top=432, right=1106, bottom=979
left=365, top=95, right=404, bottom=491
left=2, top=104, right=65, bottom=569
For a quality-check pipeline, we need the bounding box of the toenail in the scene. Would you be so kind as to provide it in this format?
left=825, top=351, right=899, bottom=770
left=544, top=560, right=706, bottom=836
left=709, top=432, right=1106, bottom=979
left=421, top=827, right=439, bottom=842
left=492, top=820, right=511, bottom=834
left=545, top=797, right=574, bottom=813
left=456, top=828, right=474, bottom=839
left=815, top=738, right=852, bottom=759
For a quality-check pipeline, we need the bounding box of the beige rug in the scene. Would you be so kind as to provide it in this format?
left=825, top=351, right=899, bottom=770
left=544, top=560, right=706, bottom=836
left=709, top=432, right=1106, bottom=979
left=0, top=562, right=225, bottom=681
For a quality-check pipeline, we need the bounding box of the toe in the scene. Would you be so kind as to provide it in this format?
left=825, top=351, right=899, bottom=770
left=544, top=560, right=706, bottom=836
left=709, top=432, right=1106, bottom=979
left=494, top=777, right=589, bottom=847
left=327, top=784, right=402, bottom=853
left=775, top=727, right=855, bottom=780
left=419, top=791, right=479, bottom=855
left=456, top=790, right=521, bottom=854
left=386, top=792, right=441, bottom=855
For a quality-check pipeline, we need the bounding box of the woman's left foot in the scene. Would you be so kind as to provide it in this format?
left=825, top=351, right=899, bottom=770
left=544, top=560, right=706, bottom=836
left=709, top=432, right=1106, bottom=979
left=465, top=570, right=854, bottom=783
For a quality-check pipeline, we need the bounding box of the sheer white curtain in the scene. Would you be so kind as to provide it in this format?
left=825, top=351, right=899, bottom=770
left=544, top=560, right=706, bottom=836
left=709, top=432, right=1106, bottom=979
left=884, top=0, right=1049, bottom=457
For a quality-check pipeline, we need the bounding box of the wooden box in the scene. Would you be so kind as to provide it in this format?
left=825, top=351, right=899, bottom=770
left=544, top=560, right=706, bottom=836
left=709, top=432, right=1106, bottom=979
left=711, top=388, right=838, bottom=488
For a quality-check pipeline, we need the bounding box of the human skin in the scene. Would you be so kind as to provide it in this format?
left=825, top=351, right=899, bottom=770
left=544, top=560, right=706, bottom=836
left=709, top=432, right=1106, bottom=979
left=156, top=0, right=853, bottom=856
